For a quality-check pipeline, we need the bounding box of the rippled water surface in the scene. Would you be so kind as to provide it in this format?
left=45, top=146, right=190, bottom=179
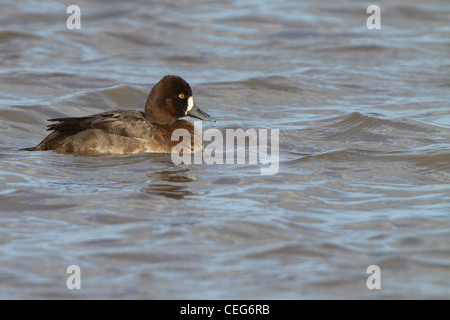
left=1, top=0, right=449, bottom=299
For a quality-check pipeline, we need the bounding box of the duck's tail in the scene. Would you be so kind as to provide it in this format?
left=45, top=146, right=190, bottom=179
left=20, top=145, right=46, bottom=151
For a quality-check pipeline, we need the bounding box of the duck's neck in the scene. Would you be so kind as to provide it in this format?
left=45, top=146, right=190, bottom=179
left=145, top=108, right=178, bottom=124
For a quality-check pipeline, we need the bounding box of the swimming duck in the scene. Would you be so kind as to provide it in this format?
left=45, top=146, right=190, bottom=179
left=24, top=75, right=215, bottom=154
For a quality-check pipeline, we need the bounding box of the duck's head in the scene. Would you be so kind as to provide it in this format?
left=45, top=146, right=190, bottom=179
left=145, top=75, right=215, bottom=123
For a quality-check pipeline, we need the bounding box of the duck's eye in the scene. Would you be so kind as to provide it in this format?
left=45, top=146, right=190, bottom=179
left=178, top=93, right=185, bottom=99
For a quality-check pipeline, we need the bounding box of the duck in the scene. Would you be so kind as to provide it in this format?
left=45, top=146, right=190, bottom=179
left=23, top=75, right=215, bottom=155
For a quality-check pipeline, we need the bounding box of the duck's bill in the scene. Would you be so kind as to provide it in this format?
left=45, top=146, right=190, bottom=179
left=187, top=104, right=216, bottom=122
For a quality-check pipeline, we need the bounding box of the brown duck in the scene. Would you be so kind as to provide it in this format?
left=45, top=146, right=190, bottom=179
left=24, top=75, right=215, bottom=155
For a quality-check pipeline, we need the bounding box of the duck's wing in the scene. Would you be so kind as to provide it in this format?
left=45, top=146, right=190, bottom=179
left=47, top=110, right=152, bottom=138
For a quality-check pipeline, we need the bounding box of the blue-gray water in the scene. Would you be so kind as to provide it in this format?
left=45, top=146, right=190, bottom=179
left=1, top=0, right=449, bottom=299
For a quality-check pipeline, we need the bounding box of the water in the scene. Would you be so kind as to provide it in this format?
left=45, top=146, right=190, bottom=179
left=1, top=0, right=449, bottom=299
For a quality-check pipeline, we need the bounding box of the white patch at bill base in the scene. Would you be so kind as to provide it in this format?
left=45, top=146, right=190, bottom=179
left=186, top=96, right=194, bottom=114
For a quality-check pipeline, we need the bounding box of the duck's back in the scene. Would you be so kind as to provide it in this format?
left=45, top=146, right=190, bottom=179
left=25, top=110, right=202, bottom=154
left=27, top=110, right=162, bottom=154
